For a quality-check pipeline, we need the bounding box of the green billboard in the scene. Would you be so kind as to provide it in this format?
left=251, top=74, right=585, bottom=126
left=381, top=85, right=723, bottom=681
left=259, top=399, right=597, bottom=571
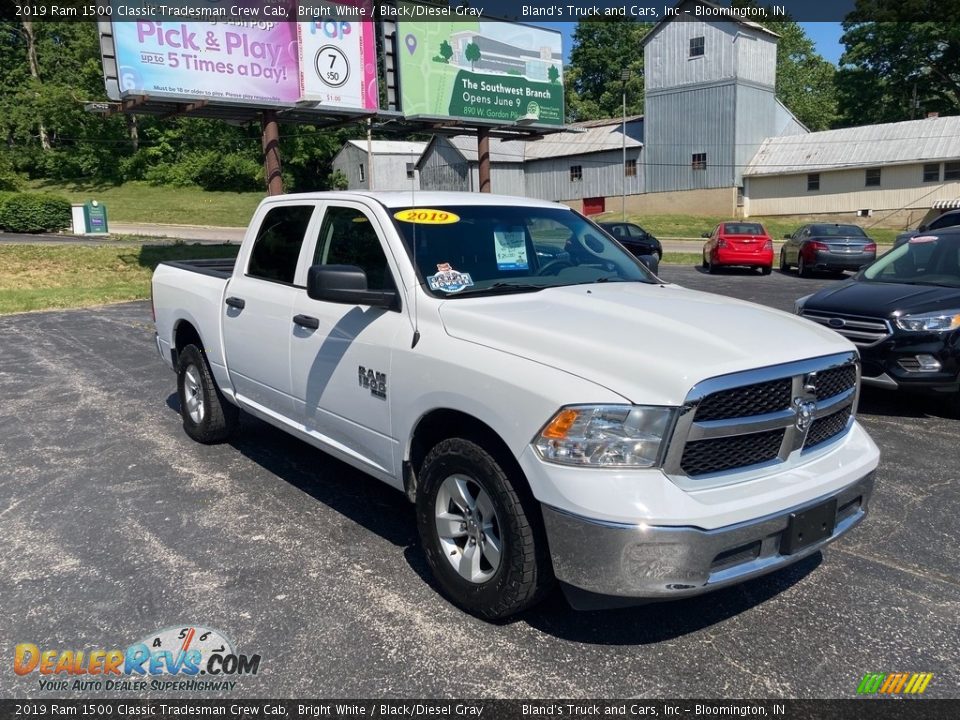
left=398, top=17, right=564, bottom=126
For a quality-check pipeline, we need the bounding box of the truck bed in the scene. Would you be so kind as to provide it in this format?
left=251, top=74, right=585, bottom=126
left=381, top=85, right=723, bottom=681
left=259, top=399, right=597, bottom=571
left=160, top=258, right=236, bottom=279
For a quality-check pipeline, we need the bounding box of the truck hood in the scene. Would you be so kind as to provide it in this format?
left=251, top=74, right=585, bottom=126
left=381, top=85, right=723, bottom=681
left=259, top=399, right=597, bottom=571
left=805, top=280, right=960, bottom=318
left=438, top=282, right=854, bottom=406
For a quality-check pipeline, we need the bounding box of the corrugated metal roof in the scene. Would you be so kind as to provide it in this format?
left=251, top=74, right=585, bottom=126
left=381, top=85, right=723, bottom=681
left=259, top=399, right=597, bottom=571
left=640, top=0, right=780, bottom=48
left=445, top=135, right=526, bottom=163
left=744, top=115, right=960, bottom=176
left=524, top=118, right=643, bottom=160
left=346, top=140, right=427, bottom=155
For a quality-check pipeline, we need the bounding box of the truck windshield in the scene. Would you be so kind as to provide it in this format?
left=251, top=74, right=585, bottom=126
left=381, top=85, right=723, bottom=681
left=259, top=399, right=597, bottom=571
left=390, top=205, right=656, bottom=298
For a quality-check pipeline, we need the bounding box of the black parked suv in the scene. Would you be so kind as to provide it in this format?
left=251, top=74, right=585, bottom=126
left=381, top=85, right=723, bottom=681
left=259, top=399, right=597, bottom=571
left=598, top=222, right=663, bottom=272
left=796, top=227, right=960, bottom=413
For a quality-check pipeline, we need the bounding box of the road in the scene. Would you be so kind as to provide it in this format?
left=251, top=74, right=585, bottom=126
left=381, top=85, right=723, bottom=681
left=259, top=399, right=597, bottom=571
left=1, top=266, right=957, bottom=699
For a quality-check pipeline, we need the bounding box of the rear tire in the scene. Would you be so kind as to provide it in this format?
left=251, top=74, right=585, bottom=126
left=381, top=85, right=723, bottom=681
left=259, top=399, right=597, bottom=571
left=779, top=249, right=789, bottom=272
left=176, top=344, right=238, bottom=444
left=707, top=256, right=717, bottom=274
left=760, top=265, right=772, bottom=276
left=415, top=438, right=553, bottom=619
left=798, top=254, right=811, bottom=278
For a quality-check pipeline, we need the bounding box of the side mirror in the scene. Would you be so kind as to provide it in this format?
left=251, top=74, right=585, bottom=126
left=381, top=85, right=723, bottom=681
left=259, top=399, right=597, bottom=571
left=701, top=232, right=710, bottom=239
left=307, top=264, right=398, bottom=309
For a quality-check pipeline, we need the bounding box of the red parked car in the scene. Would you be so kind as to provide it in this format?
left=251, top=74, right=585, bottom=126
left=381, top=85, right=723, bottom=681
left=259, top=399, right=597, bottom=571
left=701, top=222, right=774, bottom=275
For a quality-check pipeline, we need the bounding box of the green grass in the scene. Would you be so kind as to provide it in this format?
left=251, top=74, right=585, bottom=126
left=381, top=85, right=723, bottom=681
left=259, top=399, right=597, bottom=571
left=0, top=243, right=240, bottom=315
left=661, top=252, right=704, bottom=266
left=597, top=211, right=900, bottom=246
left=29, top=180, right=262, bottom=227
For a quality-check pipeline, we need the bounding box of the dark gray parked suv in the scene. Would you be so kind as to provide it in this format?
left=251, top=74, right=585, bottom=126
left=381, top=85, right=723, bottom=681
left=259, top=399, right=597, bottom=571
left=895, top=209, right=960, bottom=247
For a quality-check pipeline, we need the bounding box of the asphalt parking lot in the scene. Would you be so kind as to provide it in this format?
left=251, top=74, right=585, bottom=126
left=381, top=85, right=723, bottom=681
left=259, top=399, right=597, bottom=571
left=1, top=265, right=958, bottom=699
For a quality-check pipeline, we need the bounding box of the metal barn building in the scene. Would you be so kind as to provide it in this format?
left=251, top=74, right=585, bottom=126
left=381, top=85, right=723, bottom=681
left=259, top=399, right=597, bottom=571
left=743, top=115, right=960, bottom=227
left=331, top=140, right=427, bottom=192
left=416, top=118, right=644, bottom=210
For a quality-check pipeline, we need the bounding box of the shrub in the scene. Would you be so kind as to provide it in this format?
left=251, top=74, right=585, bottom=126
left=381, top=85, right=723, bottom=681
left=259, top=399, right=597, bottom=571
left=0, top=193, right=72, bottom=233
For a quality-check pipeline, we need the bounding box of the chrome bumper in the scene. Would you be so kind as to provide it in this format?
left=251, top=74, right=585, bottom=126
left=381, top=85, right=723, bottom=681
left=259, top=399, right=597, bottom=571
left=543, top=473, right=873, bottom=603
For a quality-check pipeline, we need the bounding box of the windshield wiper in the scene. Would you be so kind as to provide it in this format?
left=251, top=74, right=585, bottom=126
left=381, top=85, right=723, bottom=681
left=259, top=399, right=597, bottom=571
left=453, top=282, right=548, bottom=297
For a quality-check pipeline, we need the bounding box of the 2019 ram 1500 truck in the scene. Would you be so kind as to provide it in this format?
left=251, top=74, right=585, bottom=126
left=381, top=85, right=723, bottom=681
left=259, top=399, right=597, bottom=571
left=152, top=192, right=880, bottom=619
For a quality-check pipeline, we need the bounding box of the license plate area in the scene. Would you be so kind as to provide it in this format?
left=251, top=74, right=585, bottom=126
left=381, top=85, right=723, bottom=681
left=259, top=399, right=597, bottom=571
left=781, top=498, right=837, bottom=555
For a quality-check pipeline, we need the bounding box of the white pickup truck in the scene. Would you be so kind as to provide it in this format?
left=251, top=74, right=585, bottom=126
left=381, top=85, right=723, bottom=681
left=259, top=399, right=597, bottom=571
left=152, top=192, right=880, bottom=618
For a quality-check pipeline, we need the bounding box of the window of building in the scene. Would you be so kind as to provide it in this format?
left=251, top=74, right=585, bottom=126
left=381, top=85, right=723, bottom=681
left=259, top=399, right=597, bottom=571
left=624, top=159, right=637, bottom=177
left=945, top=162, right=960, bottom=181
left=736, top=185, right=744, bottom=207
left=689, top=37, right=705, bottom=57
left=247, top=205, right=315, bottom=284
left=865, top=168, right=881, bottom=187
left=923, top=163, right=940, bottom=183
left=807, top=173, right=820, bottom=192
left=406, top=163, right=415, bottom=179
left=691, top=153, right=707, bottom=171
left=570, top=165, right=582, bottom=182
left=358, top=163, right=365, bottom=182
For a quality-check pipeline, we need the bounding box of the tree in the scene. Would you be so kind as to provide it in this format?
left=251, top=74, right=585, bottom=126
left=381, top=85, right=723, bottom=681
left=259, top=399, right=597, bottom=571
left=760, top=20, right=838, bottom=130
left=548, top=65, right=559, bottom=84
left=564, top=21, right=651, bottom=122
left=464, top=42, right=480, bottom=71
left=438, top=40, right=453, bottom=63
left=835, top=19, right=960, bottom=126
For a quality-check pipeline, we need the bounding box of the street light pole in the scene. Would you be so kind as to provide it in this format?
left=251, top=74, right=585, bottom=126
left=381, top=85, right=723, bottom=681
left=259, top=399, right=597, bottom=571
left=621, top=69, right=631, bottom=220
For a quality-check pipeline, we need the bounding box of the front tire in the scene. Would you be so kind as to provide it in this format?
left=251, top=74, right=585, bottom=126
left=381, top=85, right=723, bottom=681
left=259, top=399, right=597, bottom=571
left=415, top=438, right=552, bottom=619
left=779, top=249, right=790, bottom=272
left=176, top=344, right=238, bottom=444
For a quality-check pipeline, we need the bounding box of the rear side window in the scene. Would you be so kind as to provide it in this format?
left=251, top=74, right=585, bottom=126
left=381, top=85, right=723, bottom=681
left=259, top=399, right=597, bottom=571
left=248, top=205, right=315, bottom=283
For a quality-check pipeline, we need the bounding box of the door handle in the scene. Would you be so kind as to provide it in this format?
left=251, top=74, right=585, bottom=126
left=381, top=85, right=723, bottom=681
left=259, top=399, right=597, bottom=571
left=293, top=314, right=319, bottom=330
left=225, top=296, right=245, bottom=310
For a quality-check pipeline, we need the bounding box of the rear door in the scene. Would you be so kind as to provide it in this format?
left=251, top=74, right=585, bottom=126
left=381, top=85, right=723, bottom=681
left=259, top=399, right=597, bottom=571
left=222, top=202, right=317, bottom=417
left=288, top=202, right=407, bottom=478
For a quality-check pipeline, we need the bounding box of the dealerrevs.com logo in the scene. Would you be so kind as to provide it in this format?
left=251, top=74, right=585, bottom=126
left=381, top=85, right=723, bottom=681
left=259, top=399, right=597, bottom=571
left=15, top=626, right=261, bottom=692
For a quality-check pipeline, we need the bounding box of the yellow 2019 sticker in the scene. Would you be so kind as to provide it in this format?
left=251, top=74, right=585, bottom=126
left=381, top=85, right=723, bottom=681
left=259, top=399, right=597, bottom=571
left=393, top=208, right=460, bottom=225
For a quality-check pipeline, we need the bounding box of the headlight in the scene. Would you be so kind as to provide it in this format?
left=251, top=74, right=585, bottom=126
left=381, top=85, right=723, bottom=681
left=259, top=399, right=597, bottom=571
left=533, top=405, right=674, bottom=468
left=794, top=294, right=812, bottom=315
left=894, top=310, right=960, bottom=332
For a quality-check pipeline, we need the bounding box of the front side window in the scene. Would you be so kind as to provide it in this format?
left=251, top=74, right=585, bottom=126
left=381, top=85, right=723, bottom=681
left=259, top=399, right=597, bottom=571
left=570, top=165, right=582, bottom=182
left=865, top=168, right=881, bottom=187
left=247, top=205, right=314, bottom=284
left=923, top=163, right=940, bottom=183
left=314, top=206, right=394, bottom=291
left=391, top=205, right=655, bottom=298
left=690, top=36, right=705, bottom=57
left=692, top=153, right=707, bottom=170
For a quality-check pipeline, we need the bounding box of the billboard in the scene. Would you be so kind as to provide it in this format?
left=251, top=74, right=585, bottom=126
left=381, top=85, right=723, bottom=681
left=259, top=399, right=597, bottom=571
left=397, top=15, right=563, bottom=126
left=109, top=0, right=377, bottom=111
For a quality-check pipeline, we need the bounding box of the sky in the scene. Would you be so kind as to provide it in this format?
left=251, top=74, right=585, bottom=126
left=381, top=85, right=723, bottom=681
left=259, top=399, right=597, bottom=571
left=543, top=21, right=846, bottom=66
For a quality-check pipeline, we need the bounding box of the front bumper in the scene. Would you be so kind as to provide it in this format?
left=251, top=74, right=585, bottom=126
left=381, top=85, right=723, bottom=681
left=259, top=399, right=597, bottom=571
left=543, top=472, right=873, bottom=601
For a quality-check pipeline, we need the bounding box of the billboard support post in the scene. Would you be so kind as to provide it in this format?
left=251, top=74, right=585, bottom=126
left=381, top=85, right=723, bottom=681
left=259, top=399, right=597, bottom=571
left=478, top=127, right=491, bottom=193
left=261, top=110, right=283, bottom=196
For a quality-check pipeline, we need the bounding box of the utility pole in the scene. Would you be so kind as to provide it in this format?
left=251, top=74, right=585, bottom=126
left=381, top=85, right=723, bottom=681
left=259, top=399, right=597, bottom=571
left=478, top=126, right=491, bottom=193
left=367, top=117, right=374, bottom=190
left=261, top=110, right=283, bottom=196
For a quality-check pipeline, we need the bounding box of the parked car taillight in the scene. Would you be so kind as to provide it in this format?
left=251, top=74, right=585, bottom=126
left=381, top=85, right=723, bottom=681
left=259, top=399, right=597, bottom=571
left=717, top=239, right=727, bottom=248
left=763, top=239, right=773, bottom=250
left=864, top=243, right=877, bottom=252
left=809, top=241, right=829, bottom=252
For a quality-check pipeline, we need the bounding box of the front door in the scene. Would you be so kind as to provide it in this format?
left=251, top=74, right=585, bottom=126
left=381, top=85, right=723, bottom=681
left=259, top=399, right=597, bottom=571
left=289, top=203, right=407, bottom=478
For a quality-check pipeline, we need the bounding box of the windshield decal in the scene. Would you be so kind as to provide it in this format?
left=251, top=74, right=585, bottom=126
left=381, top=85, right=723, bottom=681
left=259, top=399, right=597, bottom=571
left=427, top=263, right=474, bottom=294
left=393, top=209, right=460, bottom=225
left=494, top=227, right=529, bottom=271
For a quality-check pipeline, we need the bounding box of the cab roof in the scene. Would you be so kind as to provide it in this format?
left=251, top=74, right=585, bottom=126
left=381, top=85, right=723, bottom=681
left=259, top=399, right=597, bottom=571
left=260, top=191, right=565, bottom=211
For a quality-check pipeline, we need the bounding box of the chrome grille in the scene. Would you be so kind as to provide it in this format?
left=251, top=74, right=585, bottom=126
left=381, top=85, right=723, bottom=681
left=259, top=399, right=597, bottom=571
left=664, top=352, right=859, bottom=488
left=681, top=429, right=785, bottom=476
left=799, top=310, right=892, bottom=347
left=694, top=378, right=792, bottom=421
left=804, top=407, right=853, bottom=449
